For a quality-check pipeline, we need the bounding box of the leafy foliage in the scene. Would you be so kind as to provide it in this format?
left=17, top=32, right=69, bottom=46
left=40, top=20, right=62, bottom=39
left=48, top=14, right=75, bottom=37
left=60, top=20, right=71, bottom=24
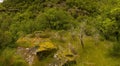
left=36, top=8, right=75, bottom=30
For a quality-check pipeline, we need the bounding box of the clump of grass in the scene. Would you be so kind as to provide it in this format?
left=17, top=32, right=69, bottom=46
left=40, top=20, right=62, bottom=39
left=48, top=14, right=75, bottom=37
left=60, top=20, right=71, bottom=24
left=0, top=48, right=28, bottom=66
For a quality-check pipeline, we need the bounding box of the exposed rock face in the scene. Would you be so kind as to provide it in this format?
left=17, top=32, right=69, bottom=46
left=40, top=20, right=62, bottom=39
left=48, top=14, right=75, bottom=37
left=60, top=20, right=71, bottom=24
left=16, top=47, right=38, bottom=66
left=16, top=34, right=77, bottom=66
left=16, top=41, right=57, bottom=66
left=16, top=35, right=57, bottom=66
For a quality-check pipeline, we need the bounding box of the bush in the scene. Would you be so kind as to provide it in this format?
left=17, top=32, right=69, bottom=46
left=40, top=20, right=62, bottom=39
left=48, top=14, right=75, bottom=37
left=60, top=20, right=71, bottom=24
left=110, top=42, right=120, bottom=57
left=36, top=8, right=75, bottom=30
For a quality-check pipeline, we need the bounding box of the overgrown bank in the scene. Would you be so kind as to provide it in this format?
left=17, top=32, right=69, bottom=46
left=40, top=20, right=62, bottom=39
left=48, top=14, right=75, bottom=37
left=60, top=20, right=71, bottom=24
left=0, top=0, right=120, bottom=66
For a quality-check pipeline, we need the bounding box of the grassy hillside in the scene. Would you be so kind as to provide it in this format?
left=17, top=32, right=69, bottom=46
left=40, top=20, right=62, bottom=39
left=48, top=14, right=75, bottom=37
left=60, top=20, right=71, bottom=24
left=0, top=0, right=120, bottom=66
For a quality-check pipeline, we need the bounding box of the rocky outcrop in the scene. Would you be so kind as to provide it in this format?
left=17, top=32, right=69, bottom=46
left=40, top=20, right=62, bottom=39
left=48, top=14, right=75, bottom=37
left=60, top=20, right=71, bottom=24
left=16, top=35, right=57, bottom=66
left=49, top=48, right=77, bottom=66
left=16, top=34, right=77, bottom=66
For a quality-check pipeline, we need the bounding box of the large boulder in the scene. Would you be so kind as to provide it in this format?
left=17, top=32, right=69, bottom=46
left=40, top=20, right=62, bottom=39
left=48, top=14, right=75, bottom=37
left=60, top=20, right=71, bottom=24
left=16, top=35, right=57, bottom=63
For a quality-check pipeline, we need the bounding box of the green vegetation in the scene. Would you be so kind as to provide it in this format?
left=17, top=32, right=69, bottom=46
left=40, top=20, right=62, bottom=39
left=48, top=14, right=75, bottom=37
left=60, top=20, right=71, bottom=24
left=0, top=0, right=120, bottom=66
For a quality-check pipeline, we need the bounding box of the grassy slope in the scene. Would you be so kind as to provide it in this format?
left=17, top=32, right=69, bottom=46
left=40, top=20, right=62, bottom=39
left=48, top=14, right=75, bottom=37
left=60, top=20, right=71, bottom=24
left=75, top=36, right=120, bottom=66
left=49, top=31, right=120, bottom=66
left=50, top=31, right=120, bottom=66
left=0, top=31, right=120, bottom=66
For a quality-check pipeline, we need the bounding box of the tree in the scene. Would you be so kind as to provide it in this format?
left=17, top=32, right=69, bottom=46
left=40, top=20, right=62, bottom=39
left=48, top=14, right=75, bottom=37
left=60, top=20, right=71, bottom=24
left=36, top=8, right=75, bottom=30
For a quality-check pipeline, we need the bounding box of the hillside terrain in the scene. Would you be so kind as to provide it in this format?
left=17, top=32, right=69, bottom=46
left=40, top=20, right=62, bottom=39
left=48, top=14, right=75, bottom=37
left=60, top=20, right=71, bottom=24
left=0, top=0, right=120, bottom=66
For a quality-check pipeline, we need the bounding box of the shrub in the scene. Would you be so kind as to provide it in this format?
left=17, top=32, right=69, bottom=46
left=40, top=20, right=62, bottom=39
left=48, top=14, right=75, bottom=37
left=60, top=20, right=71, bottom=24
left=36, top=8, right=75, bottom=30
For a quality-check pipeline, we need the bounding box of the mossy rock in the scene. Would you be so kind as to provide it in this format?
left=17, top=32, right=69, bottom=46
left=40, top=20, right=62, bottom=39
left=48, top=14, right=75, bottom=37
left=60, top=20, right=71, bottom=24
left=16, top=33, right=52, bottom=48
left=36, top=42, right=57, bottom=60
left=17, top=36, right=57, bottom=63
left=57, top=49, right=76, bottom=61
left=54, top=49, right=77, bottom=66
left=16, top=36, right=42, bottom=48
left=37, top=42, right=57, bottom=52
left=16, top=37, right=33, bottom=47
